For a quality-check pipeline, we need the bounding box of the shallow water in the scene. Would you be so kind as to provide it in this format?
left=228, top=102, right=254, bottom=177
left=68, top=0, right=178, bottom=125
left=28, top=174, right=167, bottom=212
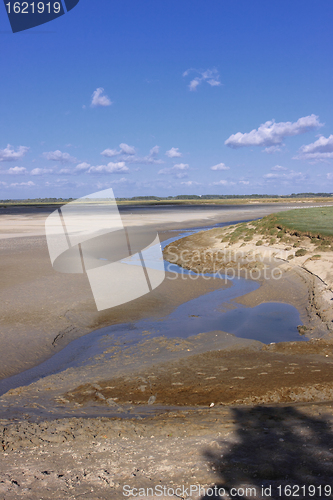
left=0, top=220, right=305, bottom=396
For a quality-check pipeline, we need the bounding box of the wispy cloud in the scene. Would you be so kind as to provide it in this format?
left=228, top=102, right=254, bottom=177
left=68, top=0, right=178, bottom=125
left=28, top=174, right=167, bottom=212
left=294, top=135, right=333, bottom=162
left=101, top=143, right=135, bottom=156
left=2, top=166, right=27, bottom=175
left=30, top=168, right=54, bottom=176
left=119, top=143, right=136, bottom=155
left=125, top=145, right=164, bottom=165
left=165, top=147, right=182, bottom=158
left=75, top=162, right=91, bottom=172
left=262, top=145, right=283, bottom=154
left=88, top=162, right=129, bottom=174
left=0, top=145, right=29, bottom=162
left=183, top=68, right=222, bottom=91
left=91, top=87, right=112, bottom=107
left=101, top=148, right=121, bottom=158
left=158, top=163, right=189, bottom=176
left=10, top=181, right=35, bottom=187
left=95, top=177, right=134, bottom=189
left=225, top=115, right=323, bottom=149
left=263, top=170, right=308, bottom=182
left=101, top=144, right=163, bottom=165
left=210, top=162, right=230, bottom=171
left=45, top=179, right=86, bottom=189
left=180, top=180, right=201, bottom=186
left=43, top=150, right=77, bottom=163
left=271, top=165, right=288, bottom=171
left=212, top=180, right=236, bottom=186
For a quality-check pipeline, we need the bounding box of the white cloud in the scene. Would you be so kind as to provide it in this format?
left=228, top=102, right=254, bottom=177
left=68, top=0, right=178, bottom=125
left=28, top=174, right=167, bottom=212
left=263, top=170, right=307, bottom=181
left=159, top=163, right=189, bottom=175
left=101, top=148, right=121, bottom=158
left=43, top=150, right=77, bottom=163
left=183, top=68, right=222, bottom=91
left=189, top=78, right=201, bottom=91
left=210, top=163, right=230, bottom=171
left=180, top=180, right=201, bottom=186
left=30, top=168, right=53, bottom=175
left=88, top=162, right=129, bottom=174
left=58, top=168, right=71, bottom=174
left=212, top=180, right=236, bottom=186
left=3, top=166, right=27, bottom=175
left=174, top=172, right=188, bottom=179
left=45, top=179, right=86, bottom=189
left=271, top=165, right=288, bottom=171
left=125, top=147, right=164, bottom=165
left=0, top=145, right=29, bottom=162
left=239, top=180, right=250, bottom=185
left=327, top=173, right=333, bottom=180
left=225, top=115, right=323, bottom=149
left=94, top=178, right=135, bottom=189
left=75, top=162, right=91, bottom=171
left=91, top=88, right=112, bottom=107
left=165, top=147, right=182, bottom=158
left=149, top=145, right=159, bottom=156
left=119, top=143, right=136, bottom=155
left=10, top=181, right=35, bottom=187
left=173, top=163, right=189, bottom=170
left=295, top=135, right=333, bottom=161
left=101, top=145, right=163, bottom=165
left=262, top=145, right=283, bottom=154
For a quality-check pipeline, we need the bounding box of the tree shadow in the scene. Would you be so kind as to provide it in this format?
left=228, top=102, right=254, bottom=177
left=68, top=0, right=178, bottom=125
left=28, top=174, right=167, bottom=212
left=201, top=406, right=333, bottom=499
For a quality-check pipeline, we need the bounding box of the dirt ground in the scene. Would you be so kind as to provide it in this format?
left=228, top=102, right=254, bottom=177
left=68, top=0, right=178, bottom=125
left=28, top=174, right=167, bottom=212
left=2, top=402, right=333, bottom=499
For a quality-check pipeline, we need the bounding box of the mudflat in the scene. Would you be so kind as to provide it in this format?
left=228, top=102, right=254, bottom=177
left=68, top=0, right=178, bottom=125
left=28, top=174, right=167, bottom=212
left=0, top=202, right=313, bottom=380
left=2, top=202, right=333, bottom=499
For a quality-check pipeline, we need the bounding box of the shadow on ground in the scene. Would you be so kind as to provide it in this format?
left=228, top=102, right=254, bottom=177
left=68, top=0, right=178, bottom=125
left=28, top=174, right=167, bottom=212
left=201, top=406, right=333, bottom=500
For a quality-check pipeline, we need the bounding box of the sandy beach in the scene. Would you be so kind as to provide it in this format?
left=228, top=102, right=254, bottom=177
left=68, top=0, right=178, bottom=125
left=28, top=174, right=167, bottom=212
left=2, top=201, right=333, bottom=499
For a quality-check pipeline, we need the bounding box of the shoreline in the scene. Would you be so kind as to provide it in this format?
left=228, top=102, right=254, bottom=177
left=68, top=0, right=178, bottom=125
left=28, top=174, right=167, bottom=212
left=163, top=225, right=333, bottom=340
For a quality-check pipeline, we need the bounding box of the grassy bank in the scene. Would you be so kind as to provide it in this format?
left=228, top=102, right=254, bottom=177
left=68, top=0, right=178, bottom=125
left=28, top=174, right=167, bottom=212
left=221, top=207, right=333, bottom=253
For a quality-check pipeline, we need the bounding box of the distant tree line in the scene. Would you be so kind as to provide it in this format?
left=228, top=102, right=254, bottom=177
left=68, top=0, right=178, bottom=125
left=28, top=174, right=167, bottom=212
left=0, top=197, right=74, bottom=203
left=115, top=193, right=333, bottom=201
left=1, top=193, right=332, bottom=203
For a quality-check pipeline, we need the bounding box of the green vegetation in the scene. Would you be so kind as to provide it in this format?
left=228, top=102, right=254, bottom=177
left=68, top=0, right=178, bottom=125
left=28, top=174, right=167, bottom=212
left=273, top=207, right=333, bottom=237
left=218, top=206, right=333, bottom=252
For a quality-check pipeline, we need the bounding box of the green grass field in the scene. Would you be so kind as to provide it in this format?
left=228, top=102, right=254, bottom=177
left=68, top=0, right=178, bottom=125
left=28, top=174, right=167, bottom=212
left=272, top=207, right=333, bottom=237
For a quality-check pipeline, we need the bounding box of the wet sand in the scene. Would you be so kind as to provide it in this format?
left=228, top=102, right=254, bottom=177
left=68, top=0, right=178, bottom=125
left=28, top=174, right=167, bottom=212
left=0, top=201, right=313, bottom=380
left=2, top=202, right=333, bottom=499
left=2, top=403, right=333, bottom=499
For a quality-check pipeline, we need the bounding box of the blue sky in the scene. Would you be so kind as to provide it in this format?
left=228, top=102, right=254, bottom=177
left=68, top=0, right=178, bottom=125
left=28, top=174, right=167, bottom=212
left=1, top=0, right=333, bottom=198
